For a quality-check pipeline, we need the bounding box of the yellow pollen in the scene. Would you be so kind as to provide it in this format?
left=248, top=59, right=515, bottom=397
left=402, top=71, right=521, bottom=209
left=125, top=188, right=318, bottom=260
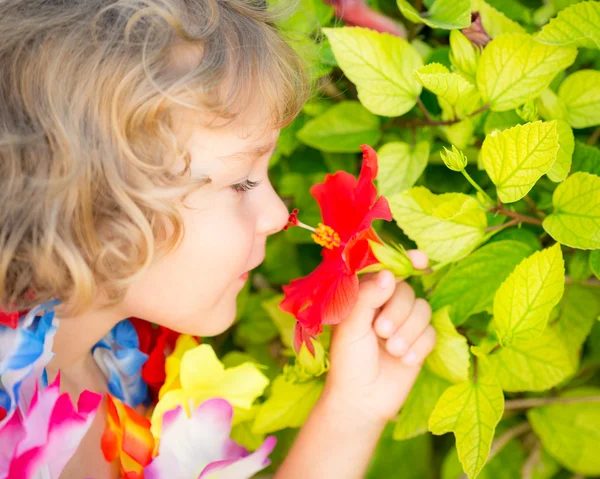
left=311, top=223, right=341, bottom=250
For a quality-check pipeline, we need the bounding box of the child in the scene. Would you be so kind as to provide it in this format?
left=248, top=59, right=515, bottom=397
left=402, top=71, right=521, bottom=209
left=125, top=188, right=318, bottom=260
left=0, top=0, right=435, bottom=477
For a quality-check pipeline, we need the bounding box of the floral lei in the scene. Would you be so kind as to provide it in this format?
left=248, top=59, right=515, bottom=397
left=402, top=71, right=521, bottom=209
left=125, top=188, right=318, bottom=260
left=0, top=302, right=276, bottom=478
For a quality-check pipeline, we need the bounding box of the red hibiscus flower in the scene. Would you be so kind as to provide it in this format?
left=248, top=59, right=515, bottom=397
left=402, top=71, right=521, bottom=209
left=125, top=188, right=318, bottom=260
left=280, top=144, right=392, bottom=354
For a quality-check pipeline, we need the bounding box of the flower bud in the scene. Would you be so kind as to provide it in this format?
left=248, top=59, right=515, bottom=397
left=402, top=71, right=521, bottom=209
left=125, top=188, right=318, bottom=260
left=440, top=145, right=468, bottom=171
left=362, top=240, right=415, bottom=279
left=294, top=338, right=329, bottom=380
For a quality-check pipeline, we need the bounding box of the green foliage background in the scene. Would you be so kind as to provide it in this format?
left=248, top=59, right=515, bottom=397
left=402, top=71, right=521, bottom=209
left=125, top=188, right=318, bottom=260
left=205, top=0, right=600, bottom=477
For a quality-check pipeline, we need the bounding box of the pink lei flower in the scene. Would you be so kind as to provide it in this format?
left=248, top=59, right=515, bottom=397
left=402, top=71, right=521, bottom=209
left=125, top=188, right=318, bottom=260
left=145, top=398, right=276, bottom=479
left=0, top=374, right=101, bottom=479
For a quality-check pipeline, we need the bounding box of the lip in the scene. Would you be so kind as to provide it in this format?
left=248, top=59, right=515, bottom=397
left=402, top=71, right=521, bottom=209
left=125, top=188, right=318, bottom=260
left=240, top=272, right=250, bottom=281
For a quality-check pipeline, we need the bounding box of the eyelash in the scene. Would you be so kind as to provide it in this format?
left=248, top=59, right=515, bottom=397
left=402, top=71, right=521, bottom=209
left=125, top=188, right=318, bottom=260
left=230, top=179, right=261, bottom=194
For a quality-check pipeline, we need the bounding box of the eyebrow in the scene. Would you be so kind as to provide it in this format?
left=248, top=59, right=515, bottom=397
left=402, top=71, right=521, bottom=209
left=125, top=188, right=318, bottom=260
left=217, top=140, right=278, bottom=163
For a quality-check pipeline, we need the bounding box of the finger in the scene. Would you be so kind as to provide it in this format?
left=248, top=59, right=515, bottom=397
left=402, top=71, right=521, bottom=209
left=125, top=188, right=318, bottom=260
left=400, top=325, right=437, bottom=366
left=373, top=282, right=415, bottom=339
left=386, top=298, right=432, bottom=357
left=406, top=249, right=429, bottom=270
left=339, top=270, right=396, bottom=341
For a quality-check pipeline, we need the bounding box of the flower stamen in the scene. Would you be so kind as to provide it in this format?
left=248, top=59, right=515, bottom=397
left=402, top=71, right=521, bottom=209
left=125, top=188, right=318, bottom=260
left=312, top=223, right=341, bottom=250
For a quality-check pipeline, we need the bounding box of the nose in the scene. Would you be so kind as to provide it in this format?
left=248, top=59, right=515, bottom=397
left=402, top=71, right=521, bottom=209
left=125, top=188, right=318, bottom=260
left=255, top=180, right=290, bottom=236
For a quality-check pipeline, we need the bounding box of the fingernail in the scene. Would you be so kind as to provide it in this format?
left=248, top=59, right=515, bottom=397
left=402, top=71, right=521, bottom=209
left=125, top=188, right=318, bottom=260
left=378, top=319, right=394, bottom=336
left=388, top=336, right=407, bottom=355
left=377, top=271, right=392, bottom=289
left=403, top=351, right=420, bottom=366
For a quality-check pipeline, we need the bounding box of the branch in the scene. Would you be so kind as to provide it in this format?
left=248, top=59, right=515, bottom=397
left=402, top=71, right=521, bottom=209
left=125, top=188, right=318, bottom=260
left=587, top=126, right=600, bottom=146
left=521, top=440, right=542, bottom=479
left=416, top=97, right=435, bottom=122
left=458, top=422, right=532, bottom=479
left=485, top=217, right=520, bottom=232
left=490, top=206, right=543, bottom=226
left=391, top=104, right=491, bottom=128
left=505, top=395, right=600, bottom=410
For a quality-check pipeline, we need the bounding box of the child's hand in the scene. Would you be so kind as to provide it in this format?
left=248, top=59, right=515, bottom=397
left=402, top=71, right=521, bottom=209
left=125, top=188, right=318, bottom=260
left=322, top=250, right=435, bottom=427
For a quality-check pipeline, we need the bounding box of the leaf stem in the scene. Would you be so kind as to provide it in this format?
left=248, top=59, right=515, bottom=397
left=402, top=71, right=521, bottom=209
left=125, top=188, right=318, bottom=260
left=504, top=395, right=600, bottom=410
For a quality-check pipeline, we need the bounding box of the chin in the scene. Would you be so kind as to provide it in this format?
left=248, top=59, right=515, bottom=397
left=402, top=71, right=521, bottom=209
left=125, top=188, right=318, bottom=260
left=183, top=303, right=238, bottom=338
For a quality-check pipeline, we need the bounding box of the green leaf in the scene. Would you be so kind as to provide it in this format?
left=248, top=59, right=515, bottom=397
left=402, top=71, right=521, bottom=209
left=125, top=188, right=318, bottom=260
left=442, top=438, right=527, bottom=479
left=449, top=29, right=479, bottom=83
left=472, top=0, right=526, bottom=38
left=277, top=0, right=334, bottom=35
left=429, top=376, right=504, bottom=479
left=426, top=307, right=470, bottom=383
left=492, top=244, right=565, bottom=346
left=537, top=88, right=568, bottom=122
left=431, top=240, right=535, bottom=325
left=252, top=375, right=324, bottom=434
left=547, top=119, right=574, bottom=182
left=528, top=388, right=600, bottom=475
left=483, top=110, right=524, bottom=135
left=397, top=0, right=471, bottom=29
left=481, top=120, right=560, bottom=202
left=477, top=33, right=577, bottom=112
left=571, top=141, right=600, bottom=176
left=558, top=70, right=600, bottom=129
left=262, top=295, right=296, bottom=351
left=377, top=141, right=429, bottom=197
left=591, top=250, right=600, bottom=279
left=552, top=284, right=600, bottom=356
left=296, top=101, right=381, bottom=152
left=369, top=427, right=434, bottom=479
left=484, top=328, right=576, bottom=391
left=322, top=27, right=423, bottom=116
left=394, top=368, right=451, bottom=440
left=389, top=187, right=487, bottom=263
left=543, top=172, right=600, bottom=249
left=414, top=63, right=481, bottom=120
left=536, top=1, right=600, bottom=49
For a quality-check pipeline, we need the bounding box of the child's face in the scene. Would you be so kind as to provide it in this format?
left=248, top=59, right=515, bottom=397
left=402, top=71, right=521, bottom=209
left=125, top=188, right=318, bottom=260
left=121, top=102, right=288, bottom=336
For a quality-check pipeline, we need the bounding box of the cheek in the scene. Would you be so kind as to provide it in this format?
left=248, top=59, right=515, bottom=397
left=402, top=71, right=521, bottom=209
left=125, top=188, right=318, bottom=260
left=122, top=198, right=256, bottom=335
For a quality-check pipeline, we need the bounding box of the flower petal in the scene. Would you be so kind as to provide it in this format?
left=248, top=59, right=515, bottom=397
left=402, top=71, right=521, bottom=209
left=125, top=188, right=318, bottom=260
left=198, top=436, right=277, bottom=479
left=7, top=374, right=101, bottom=478
left=146, top=399, right=253, bottom=479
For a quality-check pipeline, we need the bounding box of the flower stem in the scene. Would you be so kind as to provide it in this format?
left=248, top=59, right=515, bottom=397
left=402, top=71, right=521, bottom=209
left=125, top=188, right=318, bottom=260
left=460, top=168, right=495, bottom=206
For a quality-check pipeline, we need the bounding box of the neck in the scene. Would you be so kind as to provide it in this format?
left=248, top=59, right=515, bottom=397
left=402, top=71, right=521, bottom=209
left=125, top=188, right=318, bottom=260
left=47, top=302, right=127, bottom=386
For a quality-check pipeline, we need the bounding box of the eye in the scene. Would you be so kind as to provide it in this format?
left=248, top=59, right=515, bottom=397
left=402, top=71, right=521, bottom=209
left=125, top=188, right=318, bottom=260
left=230, top=179, right=261, bottom=194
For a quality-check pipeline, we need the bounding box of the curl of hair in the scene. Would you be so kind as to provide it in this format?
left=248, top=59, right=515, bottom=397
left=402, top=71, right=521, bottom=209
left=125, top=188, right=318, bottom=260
left=0, top=0, right=311, bottom=314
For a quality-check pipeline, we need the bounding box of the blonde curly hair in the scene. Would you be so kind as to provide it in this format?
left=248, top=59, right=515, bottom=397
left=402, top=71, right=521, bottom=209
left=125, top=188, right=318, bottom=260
left=0, top=0, right=311, bottom=314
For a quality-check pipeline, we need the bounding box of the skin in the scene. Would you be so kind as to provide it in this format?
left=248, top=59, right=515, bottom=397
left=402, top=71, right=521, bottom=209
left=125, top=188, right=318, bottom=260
left=45, top=92, right=435, bottom=478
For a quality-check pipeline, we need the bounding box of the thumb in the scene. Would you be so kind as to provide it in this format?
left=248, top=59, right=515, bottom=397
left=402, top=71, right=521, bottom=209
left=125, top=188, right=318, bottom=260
left=334, top=270, right=396, bottom=343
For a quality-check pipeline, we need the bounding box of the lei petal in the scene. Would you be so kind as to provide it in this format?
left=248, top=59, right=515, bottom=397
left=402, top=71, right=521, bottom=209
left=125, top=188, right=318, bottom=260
left=92, top=320, right=149, bottom=408
left=145, top=399, right=275, bottom=479
left=0, top=300, right=59, bottom=424
left=101, top=395, right=154, bottom=479
left=2, top=374, right=101, bottom=478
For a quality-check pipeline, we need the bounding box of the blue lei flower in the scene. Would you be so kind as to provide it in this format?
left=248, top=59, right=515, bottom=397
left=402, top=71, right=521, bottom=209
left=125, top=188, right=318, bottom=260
left=0, top=299, right=60, bottom=421
left=92, top=319, right=149, bottom=407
